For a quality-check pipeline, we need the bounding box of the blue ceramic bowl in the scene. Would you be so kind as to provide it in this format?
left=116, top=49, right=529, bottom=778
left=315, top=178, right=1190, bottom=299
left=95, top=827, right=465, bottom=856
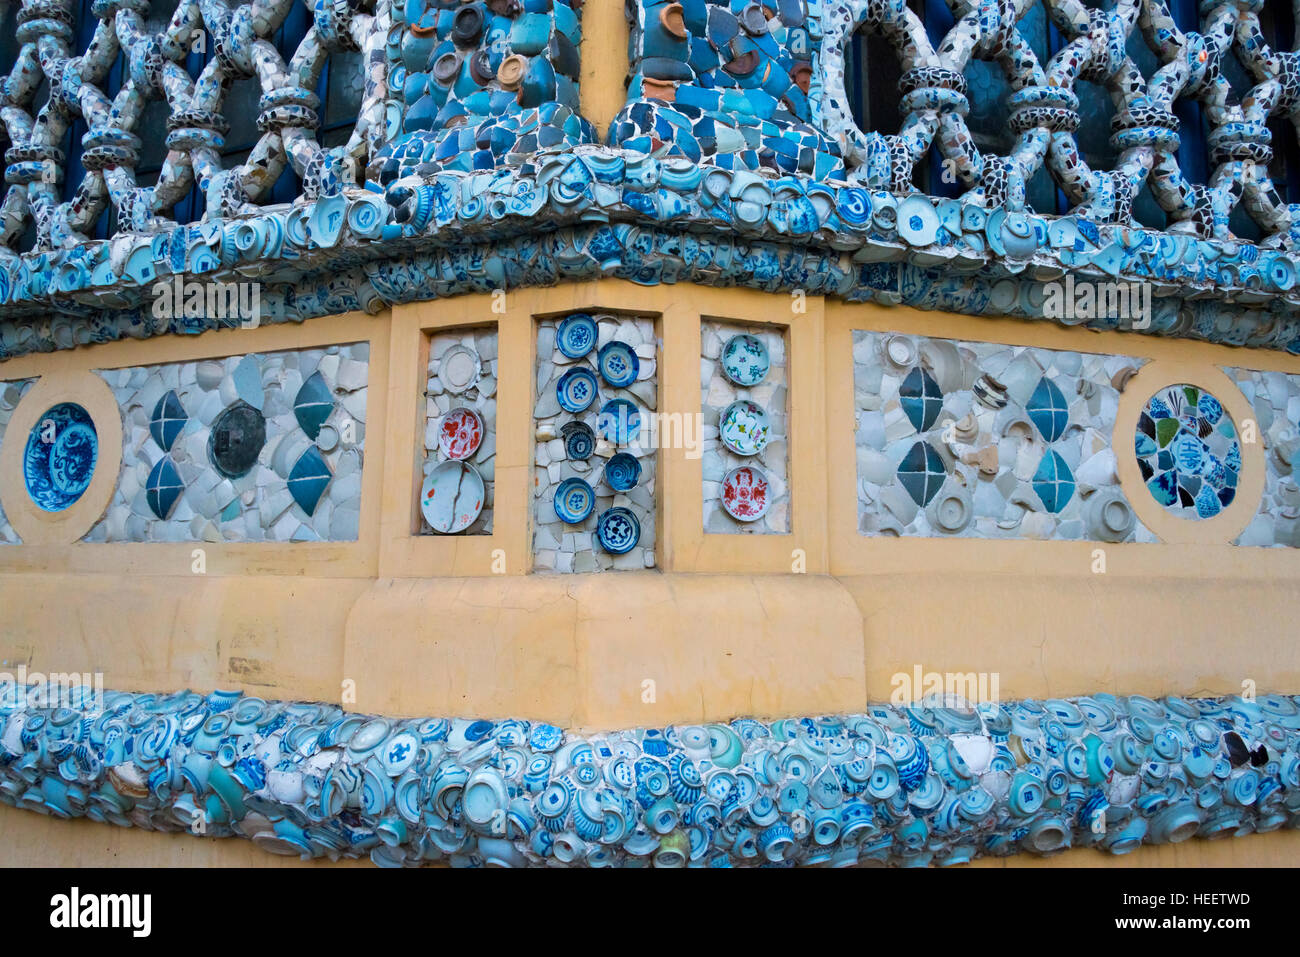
left=597, top=340, right=639, bottom=388
left=556, top=368, right=599, bottom=414
left=554, top=478, right=594, bottom=524
left=596, top=506, right=640, bottom=554
left=556, top=314, right=597, bottom=359
left=604, top=452, right=641, bottom=491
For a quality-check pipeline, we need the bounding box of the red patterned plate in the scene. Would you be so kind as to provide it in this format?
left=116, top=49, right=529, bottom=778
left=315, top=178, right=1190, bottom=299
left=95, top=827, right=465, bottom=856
left=438, top=407, right=484, bottom=461
left=721, top=465, right=771, bottom=522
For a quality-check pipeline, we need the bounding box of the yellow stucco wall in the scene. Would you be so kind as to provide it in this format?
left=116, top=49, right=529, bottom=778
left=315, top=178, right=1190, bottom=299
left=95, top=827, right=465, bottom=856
left=0, top=281, right=1297, bottom=865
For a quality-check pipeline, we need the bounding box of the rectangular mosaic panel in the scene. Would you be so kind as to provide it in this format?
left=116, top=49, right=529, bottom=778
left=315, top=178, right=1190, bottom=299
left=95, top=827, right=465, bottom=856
left=0, top=379, right=34, bottom=544
left=533, top=314, right=657, bottom=573
left=702, top=320, right=790, bottom=534
left=853, top=332, right=1154, bottom=542
left=1225, top=366, right=1300, bottom=548
left=85, top=345, right=367, bottom=543
left=421, top=327, right=497, bottom=536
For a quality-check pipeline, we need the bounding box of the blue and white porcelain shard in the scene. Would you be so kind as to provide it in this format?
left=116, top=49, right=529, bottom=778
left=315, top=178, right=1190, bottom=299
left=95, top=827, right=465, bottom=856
left=288, top=446, right=333, bottom=516
left=597, top=341, right=639, bottom=388
left=897, top=441, right=947, bottom=508
left=553, top=477, right=595, bottom=524
left=718, top=399, right=770, bottom=456
left=149, top=391, right=188, bottom=453
left=23, top=403, right=98, bottom=512
left=596, top=506, right=640, bottom=554
left=597, top=398, right=641, bottom=445
left=293, top=371, right=334, bottom=441
left=899, top=367, right=943, bottom=433
left=561, top=421, right=595, bottom=460
left=556, top=315, right=598, bottom=360
left=721, top=333, right=770, bottom=388
left=604, top=452, right=641, bottom=492
left=556, top=368, right=599, bottom=414
left=421, top=460, right=485, bottom=534
left=145, top=457, right=185, bottom=520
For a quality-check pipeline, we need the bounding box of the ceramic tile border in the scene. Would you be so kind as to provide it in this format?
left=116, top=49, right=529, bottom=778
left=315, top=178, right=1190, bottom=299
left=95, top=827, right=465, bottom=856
left=2, top=684, right=1296, bottom=867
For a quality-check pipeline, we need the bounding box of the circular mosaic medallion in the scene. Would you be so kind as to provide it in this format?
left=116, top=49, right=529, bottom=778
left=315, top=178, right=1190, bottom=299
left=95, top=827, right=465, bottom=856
left=1134, top=384, right=1240, bottom=519
left=23, top=403, right=98, bottom=512
left=208, top=401, right=267, bottom=479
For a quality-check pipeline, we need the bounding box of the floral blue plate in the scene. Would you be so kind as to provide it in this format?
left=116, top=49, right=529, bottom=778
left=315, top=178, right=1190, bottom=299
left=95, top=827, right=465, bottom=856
left=596, top=506, right=641, bottom=554
left=597, top=341, right=639, bottom=388
left=721, top=333, right=770, bottom=387
left=554, top=477, right=595, bottom=524
left=556, top=314, right=598, bottom=359
left=556, top=367, right=598, bottom=413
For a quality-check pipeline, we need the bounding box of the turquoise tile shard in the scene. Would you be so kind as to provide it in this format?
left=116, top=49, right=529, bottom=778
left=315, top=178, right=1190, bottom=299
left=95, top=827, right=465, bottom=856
left=897, top=440, right=946, bottom=508
left=149, top=390, right=187, bottom=453
left=899, top=366, right=943, bottom=433
left=145, top=457, right=185, bottom=520
left=288, top=446, right=333, bottom=516
left=294, top=371, right=335, bottom=441
left=1032, top=449, right=1075, bottom=514
left=1026, top=376, right=1069, bottom=443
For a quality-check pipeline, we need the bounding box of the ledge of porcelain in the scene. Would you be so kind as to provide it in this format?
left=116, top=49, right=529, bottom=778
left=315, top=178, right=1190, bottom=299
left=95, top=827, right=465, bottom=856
left=2, top=152, right=1299, bottom=358
left=3, top=685, right=1297, bottom=867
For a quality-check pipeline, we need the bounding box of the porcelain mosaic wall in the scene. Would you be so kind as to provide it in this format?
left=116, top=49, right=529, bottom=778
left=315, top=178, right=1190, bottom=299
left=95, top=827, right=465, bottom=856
left=3, top=684, right=1299, bottom=867
left=1134, top=384, right=1241, bottom=521
left=533, top=314, right=658, bottom=573
left=702, top=320, right=789, bottom=533
left=1226, top=366, right=1300, bottom=548
left=373, top=0, right=597, bottom=183
left=4, top=2, right=1300, bottom=358
left=0, top=379, right=34, bottom=543
left=84, top=346, right=367, bottom=543
left=853, top=332, right=1154, bottom=543
left=421, top=327, right=497, bottom=536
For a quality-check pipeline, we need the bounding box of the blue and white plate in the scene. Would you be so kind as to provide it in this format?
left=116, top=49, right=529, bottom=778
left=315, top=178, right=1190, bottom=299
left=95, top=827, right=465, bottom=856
left=721, top=333, right=770, bottom=387
left=554, top=477, right=595, bottom=524
left=605, top=452, right=641, bottom=491
left=598, top=398, right=641, bottom=444
left=556, top=367, right=598, bottom=413
left=562, top=421, right=595, bottom=460
left=597, top=341, right=639, bottom=388
left=556, top=314, right=598, bottom=359
left=596, top=506, right=641, bottom=554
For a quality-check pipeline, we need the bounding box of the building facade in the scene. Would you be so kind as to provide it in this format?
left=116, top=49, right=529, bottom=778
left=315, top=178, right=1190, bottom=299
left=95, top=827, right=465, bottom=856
left=0, top=0, right=1298, bottom=866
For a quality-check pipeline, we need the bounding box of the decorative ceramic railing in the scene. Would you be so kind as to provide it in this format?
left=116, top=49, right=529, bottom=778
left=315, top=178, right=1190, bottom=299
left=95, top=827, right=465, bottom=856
left=2, top=684, right=1297, bottom=866
left=2, top=1, right=1300, bottom=356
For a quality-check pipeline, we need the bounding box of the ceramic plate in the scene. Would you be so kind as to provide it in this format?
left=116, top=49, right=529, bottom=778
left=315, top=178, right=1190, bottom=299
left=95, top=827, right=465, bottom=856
left=604, top=452, right=641, bottom=491
left=421, top=460, right=485, bottom=534
left=437, top=407, right=484, bottom=460
left=721, top=333, right=770, bottom=387
left=556, top=314, right=598, bottom=359
left=598, top=398, right=641, bottom=445
left=721, top=465, right=771, bottom=521
left=562, top=421, right=595, bottom=460
left=597, top=341, right=639, bottom=388
left=439, top=344, right=480, bottom=394
left=719, top=399, right=770, bottom=456
left=554, top=477, right=595, bottom=524
left=556, top=367, right=598, bottom=414
left=596, top=506, right=641, bottom=554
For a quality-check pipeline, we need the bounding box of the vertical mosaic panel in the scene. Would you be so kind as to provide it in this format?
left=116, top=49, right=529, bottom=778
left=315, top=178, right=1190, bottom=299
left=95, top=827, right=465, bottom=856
left=421, top=327, right=498, bottom=535
left=85, top=346, right=368, bottom=543
left=853, top=332, right=1153, bottom=542
left=702, top=320, right=790, bottom=533
left=1225, top=367, right=1300, bottom=548
left=0, top=379, right=35, bottom=544
left=533, top=314, right=658, bottom=573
